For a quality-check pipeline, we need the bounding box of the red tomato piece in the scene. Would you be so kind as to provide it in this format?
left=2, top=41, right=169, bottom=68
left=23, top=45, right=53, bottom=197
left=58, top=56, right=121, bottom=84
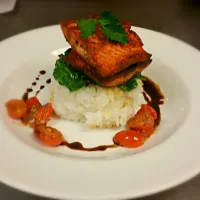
left=127, top=104, right=157, bottom=137
left=127, top=110, right=154, bottom=131
left=26, top=97, right=41, bottom=111
left=34, top=103, right=53, bottom=125
left=34, top=125, right=64, bottom=147
left=140, top=104, right=157, bottom=120
left=140, top=127, right=154, bottom=138
left=6, top=99, right=27, bottom=119
left=23, top=106, right=40, bottom=124
left=23, top=97, right=42, bottom=124
left=113, top=130, right=144, bottom=148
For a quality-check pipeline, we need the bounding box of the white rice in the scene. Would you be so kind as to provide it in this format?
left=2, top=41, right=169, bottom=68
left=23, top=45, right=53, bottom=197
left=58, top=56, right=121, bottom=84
left=51, top=78, right=146, bottom=128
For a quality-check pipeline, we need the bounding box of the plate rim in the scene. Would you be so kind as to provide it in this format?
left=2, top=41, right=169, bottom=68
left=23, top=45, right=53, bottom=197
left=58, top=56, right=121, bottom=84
left=0, top=25, right=200, bottom=200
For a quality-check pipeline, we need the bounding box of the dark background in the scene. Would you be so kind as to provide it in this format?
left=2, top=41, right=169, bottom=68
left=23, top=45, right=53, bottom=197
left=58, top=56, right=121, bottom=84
left=0, top=0, right=200, bottom=199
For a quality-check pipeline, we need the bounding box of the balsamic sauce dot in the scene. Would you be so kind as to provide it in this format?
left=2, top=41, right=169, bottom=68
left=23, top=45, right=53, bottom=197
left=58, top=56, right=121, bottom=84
left=40, top=85, right=45, bottom=90
left=39, top=70, right=46, bottom=75
left=26, top=88, right=33, bottom=92
left=46, top=78, right=51, bottom=84
left=32, top=82, right=37, bottom=86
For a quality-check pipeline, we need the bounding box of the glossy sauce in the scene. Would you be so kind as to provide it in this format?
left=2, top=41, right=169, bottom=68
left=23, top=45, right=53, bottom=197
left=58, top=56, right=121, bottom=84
left=36, top=85, right=45, bottom=96
left=32, top=82, right=37, bottom=86
left=39, top=70, right=46, bottom=75
left=142, top=77, right=164, bottom=128
left=22, top=88, right=33, bottom=101
left=60, top=141, right=116, bottom=152
left=46, top=78, right=51, bottom=84
left=22, top=70, right=48, bottom=100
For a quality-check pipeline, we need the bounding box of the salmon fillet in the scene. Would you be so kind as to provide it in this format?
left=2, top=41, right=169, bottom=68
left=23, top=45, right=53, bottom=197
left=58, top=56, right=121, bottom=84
left=60, top=19, right=151, bottom=78
left=64, top=50, right=152, bottom=87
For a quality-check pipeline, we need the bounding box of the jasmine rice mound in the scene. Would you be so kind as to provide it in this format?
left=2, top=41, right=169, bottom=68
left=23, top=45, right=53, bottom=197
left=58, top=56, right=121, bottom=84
left=50, top=78, right=146, bottom=128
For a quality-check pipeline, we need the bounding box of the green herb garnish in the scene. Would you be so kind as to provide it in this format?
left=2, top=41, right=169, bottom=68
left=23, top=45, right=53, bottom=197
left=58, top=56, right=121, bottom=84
left=77, top=11, right=128, bottom=45
left=119, top=73, right=146, bottom=92
left=53, top=48, right=93, bottom=92
left=98, top=11, right=128, bottom=45
left=135, top=73, right=146, bottom=81
left=119, top=78, right=138, bottom=92
left=64, top=48, right=71, bottom=56
left=77, top=18, right=97, bottom=39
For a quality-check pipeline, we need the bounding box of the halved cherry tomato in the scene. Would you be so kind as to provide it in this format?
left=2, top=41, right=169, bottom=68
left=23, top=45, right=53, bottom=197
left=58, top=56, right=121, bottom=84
left=23, top=105, right=41, bottom=124
left=23, top=97, right=42, bottom=124
left=140, top=127, right=154, bottom=138
left=113, top=130, right=144, bottom=148
left=6, top=99, right=27, bottom=119
left=26, top=97, right=41, bottom=111
left=140, top=104, right=157, bottom=120
left=34, top=125, right=64, bottom=147
left=127, top=104, right=157, bottom=137
left=127, top=110, right=154, bottom=131
left=34, top=103, right=53, bottom=125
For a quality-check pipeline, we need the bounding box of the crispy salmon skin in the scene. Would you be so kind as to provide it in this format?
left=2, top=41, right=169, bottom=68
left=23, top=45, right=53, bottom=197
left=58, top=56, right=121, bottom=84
left=60, top=19, right=151, bottom=78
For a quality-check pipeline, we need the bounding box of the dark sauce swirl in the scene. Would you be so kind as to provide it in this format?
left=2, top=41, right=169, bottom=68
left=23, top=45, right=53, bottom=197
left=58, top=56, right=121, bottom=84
left=60, top=141, right=116, bottom=151
left=142, top=77, right=164, bottom=128
left=39, top=70, right=46, bottom=75
left=22, top=70, right=48, bottom=100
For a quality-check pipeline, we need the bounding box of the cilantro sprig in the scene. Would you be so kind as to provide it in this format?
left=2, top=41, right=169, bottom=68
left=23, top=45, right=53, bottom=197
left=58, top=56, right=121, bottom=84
left=77, top=19, right=97, bottom=39
left=77, top=11, right=128, bottom=45
left=98, top=11, right=128, bottom=44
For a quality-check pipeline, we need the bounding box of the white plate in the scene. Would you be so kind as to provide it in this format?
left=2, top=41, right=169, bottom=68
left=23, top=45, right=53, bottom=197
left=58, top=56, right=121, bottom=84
left=0, top=25, right=200, bottom=200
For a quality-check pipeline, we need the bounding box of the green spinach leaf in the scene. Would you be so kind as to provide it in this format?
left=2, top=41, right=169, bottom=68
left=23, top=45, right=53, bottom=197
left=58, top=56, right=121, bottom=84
left=53, top=49, right=93, bottom=92
left=119, top=73, right=146, bottom=92
left=119, top=78, right=138, bottom=92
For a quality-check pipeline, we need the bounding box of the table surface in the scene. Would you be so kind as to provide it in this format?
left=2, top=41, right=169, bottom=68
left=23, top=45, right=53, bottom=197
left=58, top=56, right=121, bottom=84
left=0, top=0, right=200, bottom=199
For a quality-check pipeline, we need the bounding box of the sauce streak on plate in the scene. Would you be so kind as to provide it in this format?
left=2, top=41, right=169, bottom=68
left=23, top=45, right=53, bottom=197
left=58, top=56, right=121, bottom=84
left=60, top=141, right=116, bottom=151
left=22, top=70, right=52, bottom=101
left=143, top=77, right=164, bottom=128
